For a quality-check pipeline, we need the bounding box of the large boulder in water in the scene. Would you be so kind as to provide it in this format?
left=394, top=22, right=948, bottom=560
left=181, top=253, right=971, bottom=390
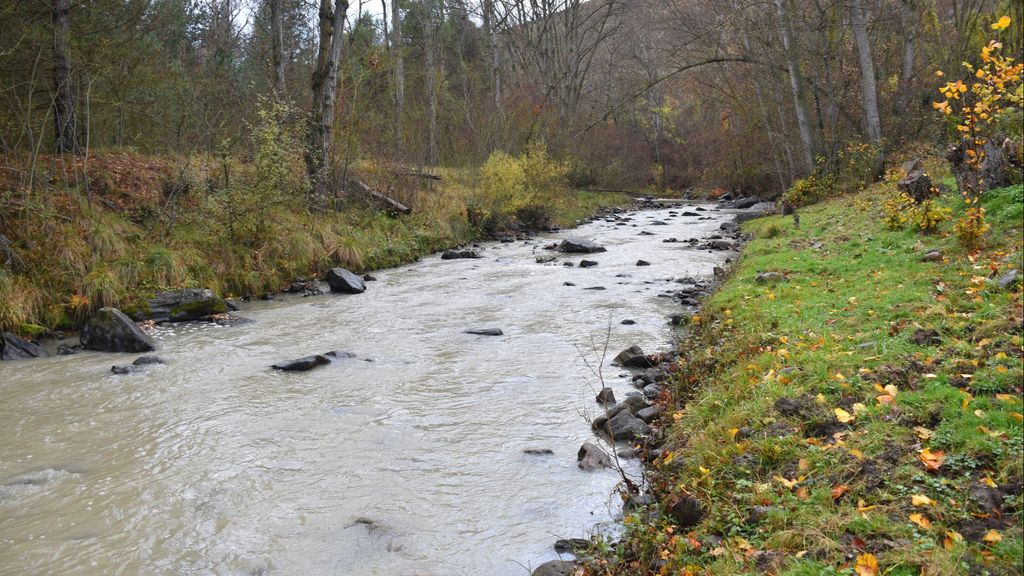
left=614, top=345, right=655, bottom=368
left=272, top=354, right=331, bottom=371
left=577, top=442, right=612, bottom=470
left=325, top=268, right=366, bottom=294
left=532, top=559, right=578, bottom=576
left=140, top=288, right=228, bottom=322
left=559, top=238, right=606, bottom=253
left=603, top=410, right=651, bottom=442
left=80, top=307, right=156, bottom=352
left=1, top=332, right=48, bottom=360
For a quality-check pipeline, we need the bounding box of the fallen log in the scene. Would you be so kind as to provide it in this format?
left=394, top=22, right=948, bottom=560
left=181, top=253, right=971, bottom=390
left=349, top=178, right=412, bottom=215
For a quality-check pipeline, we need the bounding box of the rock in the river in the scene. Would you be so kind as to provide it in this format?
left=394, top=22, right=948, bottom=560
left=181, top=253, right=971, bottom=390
left=325, top=268, right=366, bottom=294
left=112, top=354, right=166, bottom=374
left=577, top=442, right=612, bottom=470
left=596, top=387, right=616, bottom=404
left=140, top=288, right=228, bottom=322
left=272, top=354, right=330, bottom=371
left=620, top=319, right=636, bottom=325
left=603, top=410, right=651, bottom=442
left=579, top=259, right=598, bottom=268
left=531, top=559, right=578, bottom=576
left=465, top=328, right=503, bottom=336
left=558, top=238, right=606, bottom=253
left=614, top=345, right=655, bottom=368
left=1, top=332, right=47, bottom=360
left=80, top=308, right=156, bottom=353
left=710, top=239, right=735, bottom=251
left=441, top=249, right=481, bottom=260
left=553, top=538, right=590, bottom=553
left=133, top=355, right=164, bottom=365
left=733, top=197, right=759, bottom=209
left=636, top=405, right=662, bottom=423
left=635, top=259, right=651, bottom=266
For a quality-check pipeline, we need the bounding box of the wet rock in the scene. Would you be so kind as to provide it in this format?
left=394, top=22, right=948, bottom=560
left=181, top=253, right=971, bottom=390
left=110, top=365, right=135, bottom=375
left=624, top=492, right=657, bottom=512
left=911, top=328, right=941, bottom=346
left=553, top=538, right=590, bottom=553
left=617, top=447, right=638, bottom=459
left=325, top=268, right=366, bottom=294
left=755, top=271, right=786, bottom=283
left=620, top=319, right=636, bottom=325
left=136, top=288, right=226, bottom=323
left=710, top=239, right=735, bottom=251
left=362, top=274, right=377, bottom=281
left=523, top=448, right=554, bottom=456
left=614, top=345, right=655, bottom=368
left=441, top=249, right=481, bottom=260
left=666, top=495, right=706, bottom=529
left=562, top=282, right=576, bottom=286
left=650, top=220, right=668, bottom=225
left=733, top=197, right=759, bottom=209
left=56, top=343, right=77, bottom=356
left=535, top=255, right=558, bottom=264
left=720, top=221, right=738, bottom=233
left=998, top=269, right=1019, bottom=290
left=636, top=405, right=661, bottom=423
left=920, top=250, right=943, bottom=262
left=579, top=260, right=598, bottom=268
left=1, top=332, right=47, bottom=360
left=80, top=308, right=156, bottom=353
left=596, top=387, right=616, bottom=404
left=635, top=259, right=651, bottom=266
left=324, top=350, right=357, bottom=360
left=272, top=354, right=330, bottom=371
left=465, top=328, right=503, bottom=336
left=558, top=238, right=606, bottom=253
left=603, top=410, right=651, bottom=442
left=577, top=442, right=613, bottom=470
left=638, top=231, right=655, bottom=236
left=583, top=286, right=606, bottom=291
left=133, top=355, right=164, bottom=366
left=531, top=559, right=578, bottom=576
left=642, top=383, right=663, bottom=399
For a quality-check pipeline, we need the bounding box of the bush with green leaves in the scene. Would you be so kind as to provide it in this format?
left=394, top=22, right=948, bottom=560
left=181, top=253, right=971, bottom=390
left=470, top=143, right=570, bottom=232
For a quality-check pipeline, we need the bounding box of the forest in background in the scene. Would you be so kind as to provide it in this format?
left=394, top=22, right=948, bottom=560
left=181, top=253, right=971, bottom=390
left=0, top=0, right=1021, bottom=333
left=3, top=0, right=1022, bottom=194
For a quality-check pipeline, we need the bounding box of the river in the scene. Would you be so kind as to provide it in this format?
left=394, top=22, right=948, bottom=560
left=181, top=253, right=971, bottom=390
left=0, top=204, right=735, bottom=575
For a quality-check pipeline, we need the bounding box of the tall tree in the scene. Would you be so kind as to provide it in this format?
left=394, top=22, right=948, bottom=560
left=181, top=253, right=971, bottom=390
left=424, top=0, right=439, bottom=165
left=269, top=0, right=285, bottom=90
left=391, top=0, right=404, bottom=152
left=306, top=0, right=349, bottom=208
left=849, top=0, right=883, bottom=172
left=52, top=0, right=79, bottom=154
left=774, top=0, right=816, bottom=173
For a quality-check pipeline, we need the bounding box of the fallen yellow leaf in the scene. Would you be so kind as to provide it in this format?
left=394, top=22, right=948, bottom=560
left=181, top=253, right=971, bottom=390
left=983, top=529, right=1003, bottom=543
left=992, top=15, right=1011, bottom=30
left=854, top=552, right=879, bottom=576
left=914, top=426, right=933, bottom=440
left=835, top=407, right=855, bottom=424
left=909, top=513, right=932, bottom=529
left=911, top=494, right=935, bottom=507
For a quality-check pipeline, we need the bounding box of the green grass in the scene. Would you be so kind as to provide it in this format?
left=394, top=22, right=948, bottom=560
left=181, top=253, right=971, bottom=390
left=593, top=178, right=1023, bottom=576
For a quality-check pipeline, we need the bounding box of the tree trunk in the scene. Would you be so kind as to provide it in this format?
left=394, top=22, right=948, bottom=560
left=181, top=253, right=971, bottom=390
left=424, top=0, right=438, bottom=166
left=774, top=0, right=815, bottom=173
left=849, top=0, right=883, bottom=174
left=391, top=0, right=404, bottom=152
left=305, top=0, right=348, bottom=210
left=52, top=0, right=79, bottom=154
left=270, top=0, right=285, bottom=91
left=897, top=0, right=918, bottom=115
left=483, top=0, right=501, bottom=108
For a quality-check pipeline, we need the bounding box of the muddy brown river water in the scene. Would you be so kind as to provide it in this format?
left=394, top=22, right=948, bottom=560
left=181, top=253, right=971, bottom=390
left=0, top=204, right=735, bottom=575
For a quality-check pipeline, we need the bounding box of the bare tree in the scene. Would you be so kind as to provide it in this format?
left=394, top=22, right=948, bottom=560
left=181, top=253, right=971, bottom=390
left=774, top=0, right=816, bottom=173
left=306, top=0, right=349, bottom=209
left=391, top=0, right=404, bottom=151
left=849, top=0, right=883, bottom=173
left=52, top=0, right=79, bottom=154
left=269, top=0, right=286, bottom=91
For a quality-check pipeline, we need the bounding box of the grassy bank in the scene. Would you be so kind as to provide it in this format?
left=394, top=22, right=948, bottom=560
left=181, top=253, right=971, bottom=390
left=0, top=151, right=631, bottom=336
left=592, top=172, right=1023, bottom=574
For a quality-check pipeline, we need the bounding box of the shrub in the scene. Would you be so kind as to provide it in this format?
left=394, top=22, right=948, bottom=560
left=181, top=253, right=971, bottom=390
left=471, top=143, right=569, bottom=232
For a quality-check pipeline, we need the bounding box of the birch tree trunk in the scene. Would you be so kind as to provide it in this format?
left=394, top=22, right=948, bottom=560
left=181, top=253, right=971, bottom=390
left=52, top=0, right=79, bottom=154
left=424, top=0, right=438, bottom=166
left=305, top=0, right=348, bottom=210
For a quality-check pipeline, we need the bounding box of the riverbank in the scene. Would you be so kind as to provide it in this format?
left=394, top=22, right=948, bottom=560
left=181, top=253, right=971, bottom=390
left=0, top=151, right=632, bottom=339
left=586, top=176, right=1023, bottom=574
